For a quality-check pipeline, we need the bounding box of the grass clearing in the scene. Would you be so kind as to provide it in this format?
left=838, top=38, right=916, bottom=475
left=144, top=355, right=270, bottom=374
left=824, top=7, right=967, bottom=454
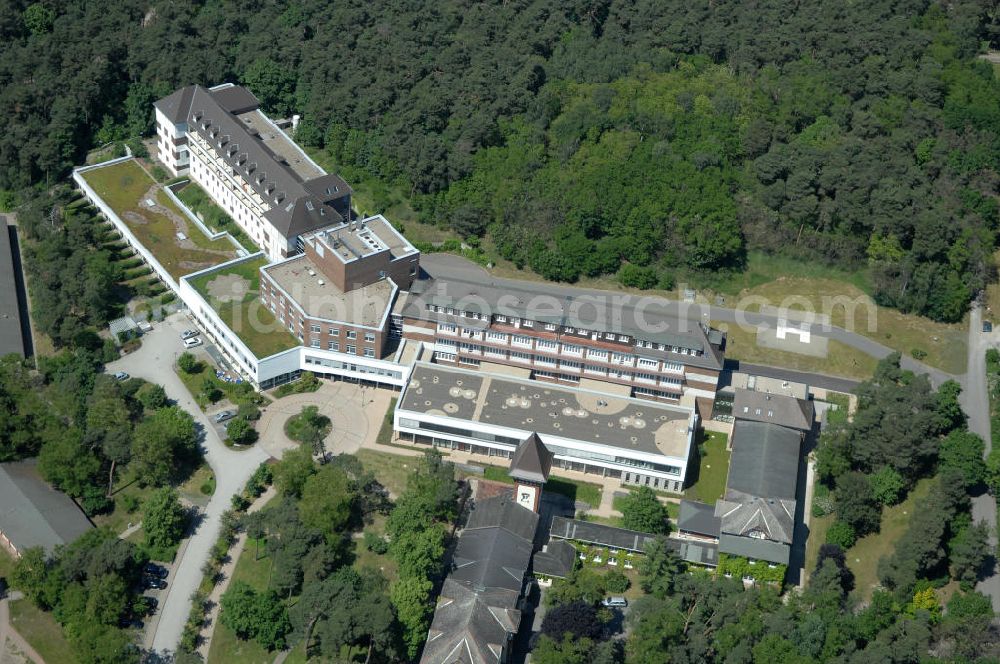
left=0, top=546, right=15, bottom=580
left=207, top=536, right=276, bottom=664
left=716, top=319, right=879, bottom=381
left=355, top=449, right=418, bottom=498
left=186, top=256, right=298, bottom=358
left=703, top=252, right=967, bottom=374
left=804, top=512, right=835, bottom=584
left=81, top=159, right=238, bottom=281
left=845, top=477, right=933, bottom=600
left=177, top=462, right=215, bottom=507
left=352, top=536, right=399, bottom=583
left=92, top=479, right=156, bottom=534
left=684, top=430, right=730, bottom=505
left=8, top=599, right=77, bottom=664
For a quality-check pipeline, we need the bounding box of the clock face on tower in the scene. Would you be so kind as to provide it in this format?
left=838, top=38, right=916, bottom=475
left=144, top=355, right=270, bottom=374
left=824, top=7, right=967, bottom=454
left=516, top=484, right=537, bottom=511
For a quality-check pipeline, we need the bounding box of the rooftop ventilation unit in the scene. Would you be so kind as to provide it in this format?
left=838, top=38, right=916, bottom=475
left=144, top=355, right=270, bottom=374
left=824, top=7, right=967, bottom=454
left=305, top=200, right=314, bottom=211
left=317, top=279, right=325, bottom=286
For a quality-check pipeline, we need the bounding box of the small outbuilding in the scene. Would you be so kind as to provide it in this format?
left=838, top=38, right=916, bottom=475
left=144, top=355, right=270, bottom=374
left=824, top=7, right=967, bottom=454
left=0, top=460, right=93, bottom=557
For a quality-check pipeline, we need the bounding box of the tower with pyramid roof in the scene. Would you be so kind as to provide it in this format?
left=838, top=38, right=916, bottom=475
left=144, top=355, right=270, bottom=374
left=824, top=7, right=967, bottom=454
left=508, top=433, right=552, bottom=513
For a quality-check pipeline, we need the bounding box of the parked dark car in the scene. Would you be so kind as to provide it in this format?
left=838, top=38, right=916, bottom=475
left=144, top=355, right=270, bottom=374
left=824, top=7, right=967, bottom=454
left=984, top=321, right=993, bottom=333
left=142, top=577, right=167, bottom=590
left=143, top=563, right=168, bottom=579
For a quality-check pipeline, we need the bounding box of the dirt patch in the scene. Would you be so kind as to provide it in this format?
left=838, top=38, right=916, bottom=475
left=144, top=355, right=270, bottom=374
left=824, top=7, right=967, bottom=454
left=123, top=210, right=150, bottom=225
left=206, top=274, right=251, bottom=302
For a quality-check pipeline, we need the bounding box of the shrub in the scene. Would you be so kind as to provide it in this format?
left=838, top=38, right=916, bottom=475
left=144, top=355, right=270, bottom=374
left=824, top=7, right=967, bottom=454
left=871, top=466, right=906, bottom=506
left=227, top=418, right=258, bottom=446
left=151, top=165, right=168, bottom=182
left=178, top=352, right=200, bottom=374
left=364, top=530, right=389, bottom=554
left=618, top=263, right=658, bottom=289
left=604, top=570, right=630, bottom=593
left=826, top=521, right=857, bottom=549
left=121, top=493, right=140, bottom=513
left=200, top=475, right=216, bottom=495
left=911, top=348, right=927, bottom=360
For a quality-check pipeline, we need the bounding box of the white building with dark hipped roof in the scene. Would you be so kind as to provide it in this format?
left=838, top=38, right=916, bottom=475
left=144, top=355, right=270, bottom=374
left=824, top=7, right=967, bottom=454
left=154, top=84, right=352, bottom=261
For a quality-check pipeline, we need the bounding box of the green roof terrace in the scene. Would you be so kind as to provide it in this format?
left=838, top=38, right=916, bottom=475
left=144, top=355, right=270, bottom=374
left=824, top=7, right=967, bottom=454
left=186, top=255, right=300, bottom=359
left=80, top=159, right=239, bottom=281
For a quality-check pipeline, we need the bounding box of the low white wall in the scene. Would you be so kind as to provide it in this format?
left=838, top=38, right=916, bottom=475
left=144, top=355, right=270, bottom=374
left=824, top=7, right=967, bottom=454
left=162, top=181, right=249, bottom=255
left=73, top=157, right=179, bottom=293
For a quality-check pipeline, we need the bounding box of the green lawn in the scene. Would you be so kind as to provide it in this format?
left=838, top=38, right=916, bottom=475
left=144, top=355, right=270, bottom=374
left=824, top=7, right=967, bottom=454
left=0, top=546, right=15, bottom=581
left=186, top=256, right=299, bottom=358
left=704, top=252, right=967, bottom=375
left=717, top=319, right=880, bottom=382
left=352, top=535, right=399, bottom=583
left=481, top=464, right=603, bottom=508
left=684, top=430, right=730, bottom=505
left=8, top=599, right=77, bottom=664
left=177, top=462, right=215, bottom=507
left=81, top=160, right=238, bottom=280
left=844, top=478, right=933, bottom=600
left=91, top=479, right=156, bottom=534
left=354, top=449, right=420, bottom=498
left=804, top=513, right=835, bottom=584
left=174, top=181, right=261, bottom=254
left=207, top=536, right=276, bottom=664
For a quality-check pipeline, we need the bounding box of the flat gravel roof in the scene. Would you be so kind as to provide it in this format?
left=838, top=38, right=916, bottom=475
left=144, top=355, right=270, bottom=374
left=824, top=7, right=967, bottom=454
left=400, top=362, right=694, bottom=459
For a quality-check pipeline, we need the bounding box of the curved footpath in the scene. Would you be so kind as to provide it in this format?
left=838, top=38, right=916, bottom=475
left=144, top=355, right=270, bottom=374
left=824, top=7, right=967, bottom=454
left=106, top=312, right=267, bottom=654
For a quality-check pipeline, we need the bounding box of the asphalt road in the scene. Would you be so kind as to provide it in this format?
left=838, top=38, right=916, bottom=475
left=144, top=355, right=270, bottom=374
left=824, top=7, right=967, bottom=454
left=964, top=305, right=1000, bottom=610
left=107, top=312, right=268, bottom=654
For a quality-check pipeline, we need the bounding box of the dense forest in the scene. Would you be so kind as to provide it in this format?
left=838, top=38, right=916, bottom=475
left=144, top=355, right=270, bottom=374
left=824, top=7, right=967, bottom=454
left=3, top=1, right=1000, bottom=320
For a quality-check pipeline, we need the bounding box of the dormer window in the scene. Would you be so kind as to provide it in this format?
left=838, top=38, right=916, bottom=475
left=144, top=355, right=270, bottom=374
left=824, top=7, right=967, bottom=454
left=275, top=192, right=285, bottom=204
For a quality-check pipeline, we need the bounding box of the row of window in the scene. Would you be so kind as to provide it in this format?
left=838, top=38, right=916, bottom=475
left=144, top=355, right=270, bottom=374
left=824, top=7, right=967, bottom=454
left=307, top=338, right=375, bottom=357
left=396, top=417, right=682, bottom=476
left=443, top=325, right=686, bottom=372
left=308, top=323, right=373, bottom=342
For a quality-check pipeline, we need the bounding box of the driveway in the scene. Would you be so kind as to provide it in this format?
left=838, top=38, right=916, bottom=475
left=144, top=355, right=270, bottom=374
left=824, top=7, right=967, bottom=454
left=964, top=305, right=1000, bottom=610
left=106, top=312, right=268, bottom=653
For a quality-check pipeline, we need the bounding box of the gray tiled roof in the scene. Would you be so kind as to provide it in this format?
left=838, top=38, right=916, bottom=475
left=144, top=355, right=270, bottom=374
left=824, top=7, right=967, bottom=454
left=726, top=421, right=801, bottom=501
left=717, top=496, right=795, bottom=546
left=548, top=517, right=656, bottom=553
left=714, top=420, right=802, bottom=566
left=400, top=258, right=725, bottom=371
left=420, top=495, right=538, bottom=664
left=508, top=433, right=552, bottom=485
left=531, top=540, right=577, bottom=578
left=732, top=389, right=814, bottom=431
left=0, top=461, right=93, bottom=554
left=678, top=500, right=721, bottom=538
left=718, top=534, right=790, bottom=566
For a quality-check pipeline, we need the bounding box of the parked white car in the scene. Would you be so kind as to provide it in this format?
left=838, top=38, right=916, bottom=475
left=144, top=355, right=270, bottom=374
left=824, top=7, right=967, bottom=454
left=183, top=337, right=202, bottom=349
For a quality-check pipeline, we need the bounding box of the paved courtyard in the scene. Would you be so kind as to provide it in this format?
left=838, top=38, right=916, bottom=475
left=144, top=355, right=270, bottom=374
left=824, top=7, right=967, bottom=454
left=257, top=380, right=394, bottom=460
